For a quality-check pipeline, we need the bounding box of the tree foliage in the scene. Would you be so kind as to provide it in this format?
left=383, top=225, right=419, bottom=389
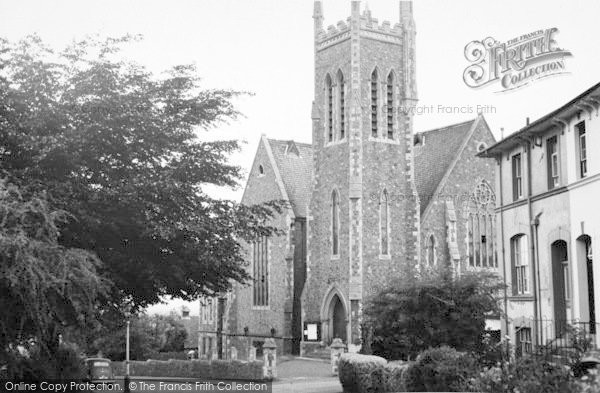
left=91, top=313, right=188, bottom=361
left=0, top=34, right=283, bottom=312
left=0, top=179, right=107, bottom=374
left=363, top=270, right=504, bottom=360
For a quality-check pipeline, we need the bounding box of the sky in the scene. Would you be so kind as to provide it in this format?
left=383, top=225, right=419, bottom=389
left=1, top=0, right=599, bottom=315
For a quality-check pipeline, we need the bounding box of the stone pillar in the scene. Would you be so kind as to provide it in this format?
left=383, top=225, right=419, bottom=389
left=330, top=338, right=346, bottom=375
left=262, top=338, right=277, bottom=379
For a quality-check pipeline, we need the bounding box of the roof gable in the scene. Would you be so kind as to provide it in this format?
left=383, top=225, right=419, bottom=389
left=266, top=139, right=313, bottom=217
left=240, top=137, right=289, bottom=208
left=414, top=118, right=477, bottom=214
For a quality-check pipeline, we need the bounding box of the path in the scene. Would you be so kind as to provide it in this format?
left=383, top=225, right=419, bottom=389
left=273, top=358, right=342, bottom=393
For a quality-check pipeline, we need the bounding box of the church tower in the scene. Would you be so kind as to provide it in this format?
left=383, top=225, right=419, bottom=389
left=303, top=1, right=419, bottom=351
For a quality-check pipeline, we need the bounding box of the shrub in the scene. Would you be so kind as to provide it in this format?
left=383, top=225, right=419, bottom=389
left=382, top=362, right=408, bottom=392
left=364, top=271, right=504, bottom=360
left=111, top=359, right=265, bottom=380
left=6, top=342, right=85, bottom=381
left=402, top=346, right=478, bottom=392
left=576, top=369, right=600, bottom=393
left=470, top=355, right=576, bottom=393
left=338, top=353, right=387, bottom=393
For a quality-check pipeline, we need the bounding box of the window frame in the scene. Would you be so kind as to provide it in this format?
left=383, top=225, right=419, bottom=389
left=511, top=234, right=529, bottom=295
left=547, top=135, right=559, bottom=189
left=516, top=326, right=532, bottom=357
left=386, top=72, right=394, bottom=140
left=337, top=70, right=345, bottom=140
left=331, top=190, right=340, bottom=257
left=371, top=69, right=378, bottom=138
left=512, top=153, right=523, bottom=201
left=252, top=236, right=269, bottom=307
left=379, top=189, right=390, bottom=257
left=426, top=234, right=436, bottom=266
left=576, top=121, right=587, bottom=178
left=326, top=74, right=334, bottom=143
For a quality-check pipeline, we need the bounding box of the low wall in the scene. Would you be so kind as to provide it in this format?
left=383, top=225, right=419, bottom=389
left=113, top=359, right=266, bottom=381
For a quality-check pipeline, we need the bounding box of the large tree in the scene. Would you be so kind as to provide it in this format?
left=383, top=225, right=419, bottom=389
left=0, top=35, right=281, bottom=316
left=363, top=270, right=504, bottom=361
left=0, top=179, right=108, bottom=377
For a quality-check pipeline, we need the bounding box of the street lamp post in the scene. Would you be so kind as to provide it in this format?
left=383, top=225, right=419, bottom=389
left=124, top=319, right=131, bottom=393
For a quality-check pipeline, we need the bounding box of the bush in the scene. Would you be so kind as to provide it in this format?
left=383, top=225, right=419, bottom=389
left=470, top=355, right=576, bottom=393
left=382, top=362, right=408, bottom=392
left=364, top=271, right=504, bottom=361
left=402, top=346, right=478, bottom=392
left=147, top=351, right=189, bottom=361
left=111, top=359, right=265, bottom=380
left=338, top=353, right=387, bottom=393
left=5, top=342, right=85, bottom=381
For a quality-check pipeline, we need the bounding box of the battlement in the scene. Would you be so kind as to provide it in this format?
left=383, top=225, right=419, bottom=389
left=314, top=1, right=411, bottom=47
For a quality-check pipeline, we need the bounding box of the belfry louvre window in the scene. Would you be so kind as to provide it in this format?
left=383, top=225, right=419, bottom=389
left=253, top=236, right=268, bottom=306
left=547, top=136, right=559, bottom=189
left=371, top=69, right=378, bottom=138
left=387, top=72, right=394, bottom=139
left=576, top=121, right=587, bottom=178
left=326, top=74, right=333, bottom=143
left=512, top=153, right=523, bottom=201
left=338, top=70, right=345, bottom=140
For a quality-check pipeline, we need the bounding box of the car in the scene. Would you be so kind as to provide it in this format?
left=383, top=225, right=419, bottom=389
left=84, top=358, right=115, bottom=387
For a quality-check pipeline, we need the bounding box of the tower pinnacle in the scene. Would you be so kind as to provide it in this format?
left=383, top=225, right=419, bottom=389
left=313, top=1, right=324, bottom=32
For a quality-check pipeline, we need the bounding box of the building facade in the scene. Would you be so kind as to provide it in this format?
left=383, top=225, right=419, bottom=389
left=220, top=0, right=499, bottom=357
left=480, top=82, right=600, bottom=353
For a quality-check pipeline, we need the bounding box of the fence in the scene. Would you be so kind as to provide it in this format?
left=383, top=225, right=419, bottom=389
left=515, top=319, right=599, bottom=362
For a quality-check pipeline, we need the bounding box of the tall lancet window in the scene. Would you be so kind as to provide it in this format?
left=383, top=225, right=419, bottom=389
left=337, top=70, right=345, bottom=140
left=332, top=190, right=340, bottom=256
left=326, top=74, right=333, bottom=143
left=386, top=72, right=394, bottom=139
left=380, top=189, right=390, bottom=255
left=371, top=69, right=378, bottom=138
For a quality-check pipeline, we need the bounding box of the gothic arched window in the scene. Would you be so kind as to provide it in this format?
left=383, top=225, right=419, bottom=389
left=371, top=69, right=378, bottom=138
left=386, top=71, right=395, bottom=139
left=337, top=70, right=345, bottom=140
left=380, top=189, right=390, bottom=255
left=332, top=190, right=340, bottom=256
left=427, top=235, right=436, bottom=266
left=467, top=181, right=497, bottom=268
left=326, top=74, right=333, bottom=143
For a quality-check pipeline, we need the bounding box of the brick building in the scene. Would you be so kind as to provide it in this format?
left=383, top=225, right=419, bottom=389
left=216, top=0, right=499, bottom=357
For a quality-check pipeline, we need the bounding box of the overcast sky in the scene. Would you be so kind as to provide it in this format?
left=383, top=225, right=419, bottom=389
left=2, top=0, right=599, bottom=315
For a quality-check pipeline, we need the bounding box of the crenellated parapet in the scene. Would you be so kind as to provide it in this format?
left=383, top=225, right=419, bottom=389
left=314, top=3, right=412, bottom=52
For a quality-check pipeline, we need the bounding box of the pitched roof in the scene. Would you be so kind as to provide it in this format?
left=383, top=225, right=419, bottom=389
left=479, top=81, right=600, bottom=157
left=266, top=139, right=313, bottom=217
left=414, top=119, right=477, bottom=214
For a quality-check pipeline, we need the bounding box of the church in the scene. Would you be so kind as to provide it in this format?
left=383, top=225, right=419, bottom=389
left=204, top=1, right=499, bottom=358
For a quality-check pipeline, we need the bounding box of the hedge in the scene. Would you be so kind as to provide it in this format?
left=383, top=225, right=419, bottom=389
left=145, top=351, right=190, bottom=361
left=112, top=359, right=265, bottom=380
left=338, top=353, right=409, bottom=393
left=402, top=346, right=478, bottom=392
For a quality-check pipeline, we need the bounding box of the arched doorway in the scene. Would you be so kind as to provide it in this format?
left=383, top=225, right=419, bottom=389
left=331, top=295, right=347, bottom=343
left=551, top=240, right=569, bottom=337
left=321, top=286, right=348, bottom=344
